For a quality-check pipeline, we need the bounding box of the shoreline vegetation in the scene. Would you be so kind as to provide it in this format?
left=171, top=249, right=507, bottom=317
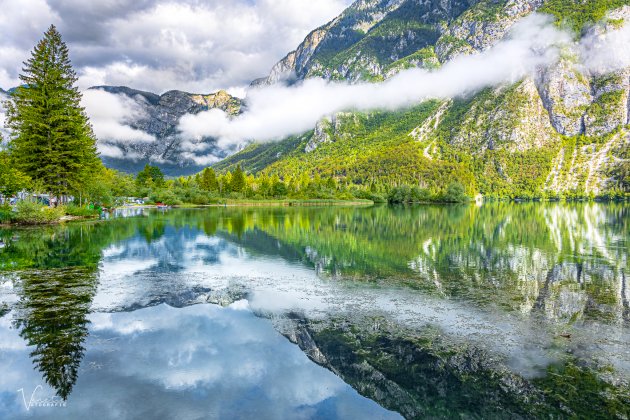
left=2, top=195, right=628, bottom=227
left=0, top=199, right=375, bottom=227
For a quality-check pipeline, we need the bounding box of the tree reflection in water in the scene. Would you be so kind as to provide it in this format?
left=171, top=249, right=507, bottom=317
left=14, top=267, right=98, bottom=399
left=1, top=224, right=108, bottom=400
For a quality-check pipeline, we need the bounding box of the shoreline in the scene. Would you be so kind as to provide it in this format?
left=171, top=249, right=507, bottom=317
left=2, top=197, right=628, bottom=228
left=0, top=214, right=100, bottom=228
left=0, top=199, right=375, bottom=227
left=182, top=199, right=375, bottom=207
left=116, top=199, right=375, bottom=210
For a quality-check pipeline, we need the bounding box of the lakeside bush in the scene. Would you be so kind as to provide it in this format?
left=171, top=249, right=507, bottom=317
left=1, top=202, right=103, bottom=225
left=388, top=186, right=432, bottom=204
left=351, top=189, right=386, bottom=203
left=12, top=201, right=64, bottom=225
left=64, top=204, right=101, bottom=217
left=441, top=182, right=469, bottom=203
left=0, top=205, right=15, bottom=223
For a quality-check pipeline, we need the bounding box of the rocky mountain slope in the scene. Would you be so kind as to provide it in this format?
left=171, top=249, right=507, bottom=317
left=220, top=0, right=630, bottom=198
left=89, top=86, right=242, bottom=176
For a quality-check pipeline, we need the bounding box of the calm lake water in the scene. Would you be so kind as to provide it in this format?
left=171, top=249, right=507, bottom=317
left=0, top=203, right=628, bottom=419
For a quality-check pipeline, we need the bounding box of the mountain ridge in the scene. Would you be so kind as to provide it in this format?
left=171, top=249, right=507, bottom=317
left=86, top=85, right=242, bottom=176
left=217, top=0, right=630, bottom=198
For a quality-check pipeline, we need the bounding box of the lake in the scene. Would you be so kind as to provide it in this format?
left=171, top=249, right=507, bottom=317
left=0, top=203, right=628, bottom=419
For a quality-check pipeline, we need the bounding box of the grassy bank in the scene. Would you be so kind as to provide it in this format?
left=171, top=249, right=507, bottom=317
left=0, top=202, right=100, bottom=226
left=123, top=199, right=375, bottom=209
left=122, top=198, right=375, bottom=209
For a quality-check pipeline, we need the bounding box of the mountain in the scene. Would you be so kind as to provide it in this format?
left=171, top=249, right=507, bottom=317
left=2, top=1, right=628, bottom=193
left=89, top=86, right=242, bottom=176
left=1, top=85, right=243, bottom=175
left=252, top=0, right=479, bottom=85
left=218, top=0, right=630, bottom=198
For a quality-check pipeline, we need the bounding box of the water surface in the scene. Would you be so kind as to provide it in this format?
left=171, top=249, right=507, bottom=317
left=0, top=203, right=628, bottom=418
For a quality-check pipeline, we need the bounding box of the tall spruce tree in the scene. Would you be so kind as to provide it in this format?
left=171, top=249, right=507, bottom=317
left=5, top=25, right=99, bottom=201
left=199, top=167, right=219, bottom=192
left=230, top=165, right=246, bottom=193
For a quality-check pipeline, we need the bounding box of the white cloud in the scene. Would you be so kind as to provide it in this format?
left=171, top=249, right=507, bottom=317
left=0, top=0, right=60, bottom=88
left=181, top=152, right=221, bottom=166
left=178, top=14, right=573, bottom=147
left=96, top=143, right=124, bottom=159
left=81, top=89, right=156, bottom=147
left=580, top=21, right=630, bottom=75
left=0, top=0, right=353, bottom=93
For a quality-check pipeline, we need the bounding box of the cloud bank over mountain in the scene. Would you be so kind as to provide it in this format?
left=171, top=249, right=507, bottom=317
left=178, top=14, right=630, bottom=150
left=580, top=21, right=630, bottom=75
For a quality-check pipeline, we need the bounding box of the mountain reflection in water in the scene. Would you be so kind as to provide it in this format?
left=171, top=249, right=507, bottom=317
left=0, top=202, right=628, bottom=418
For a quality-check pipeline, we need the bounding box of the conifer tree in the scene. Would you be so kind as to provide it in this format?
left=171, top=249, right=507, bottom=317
left=230, top=165, right=246, bottom=193
left=136, top=164, right=165, bottom=188
left=200, top=167, right=219, bottom=192
left=0, top=150, right=30, bottom=197
left=5, top=25, right=99, bottom=201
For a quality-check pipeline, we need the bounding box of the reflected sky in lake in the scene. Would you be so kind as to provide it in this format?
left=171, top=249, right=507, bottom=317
left=0, top=303, right=400, bottom=419
left=0, top=203, right=628, bottom=418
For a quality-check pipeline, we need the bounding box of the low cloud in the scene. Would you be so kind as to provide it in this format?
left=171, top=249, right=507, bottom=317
left=82, top=89, right=156, bottom=143
left=178, top=14, right=630, bottom=151
left=181, top=152, right=221, bottom=167
left=178, top=14, right=570, bottom=146
left=580, top=21, right=630, bottom=75
left=81, top=89, right=155, bottom=158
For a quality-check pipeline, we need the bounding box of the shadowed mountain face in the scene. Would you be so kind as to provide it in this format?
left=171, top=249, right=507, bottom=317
left=88, top=86, right=242, bottom=176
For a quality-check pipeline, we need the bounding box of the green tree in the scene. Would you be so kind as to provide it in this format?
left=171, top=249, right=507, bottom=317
left=272, top=177, right=288, bottom=198
left=0, top=150, right=31, bottom=197
left=199, top=167, right=219, bottom=192
left=326, top=176, right=337, bottom=190
left=230, top=165, right=246, bottom=193
left=219, top=172, right=231, bottom=194
left=136, top=164, right=164, bottom=188
left=259, top=174, right=271, bottom=198
left=108, top=170, right=136, bottom=198
left=442, top=182, right=468, bottom=203
left=4, top=25, right=99, bottom=201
